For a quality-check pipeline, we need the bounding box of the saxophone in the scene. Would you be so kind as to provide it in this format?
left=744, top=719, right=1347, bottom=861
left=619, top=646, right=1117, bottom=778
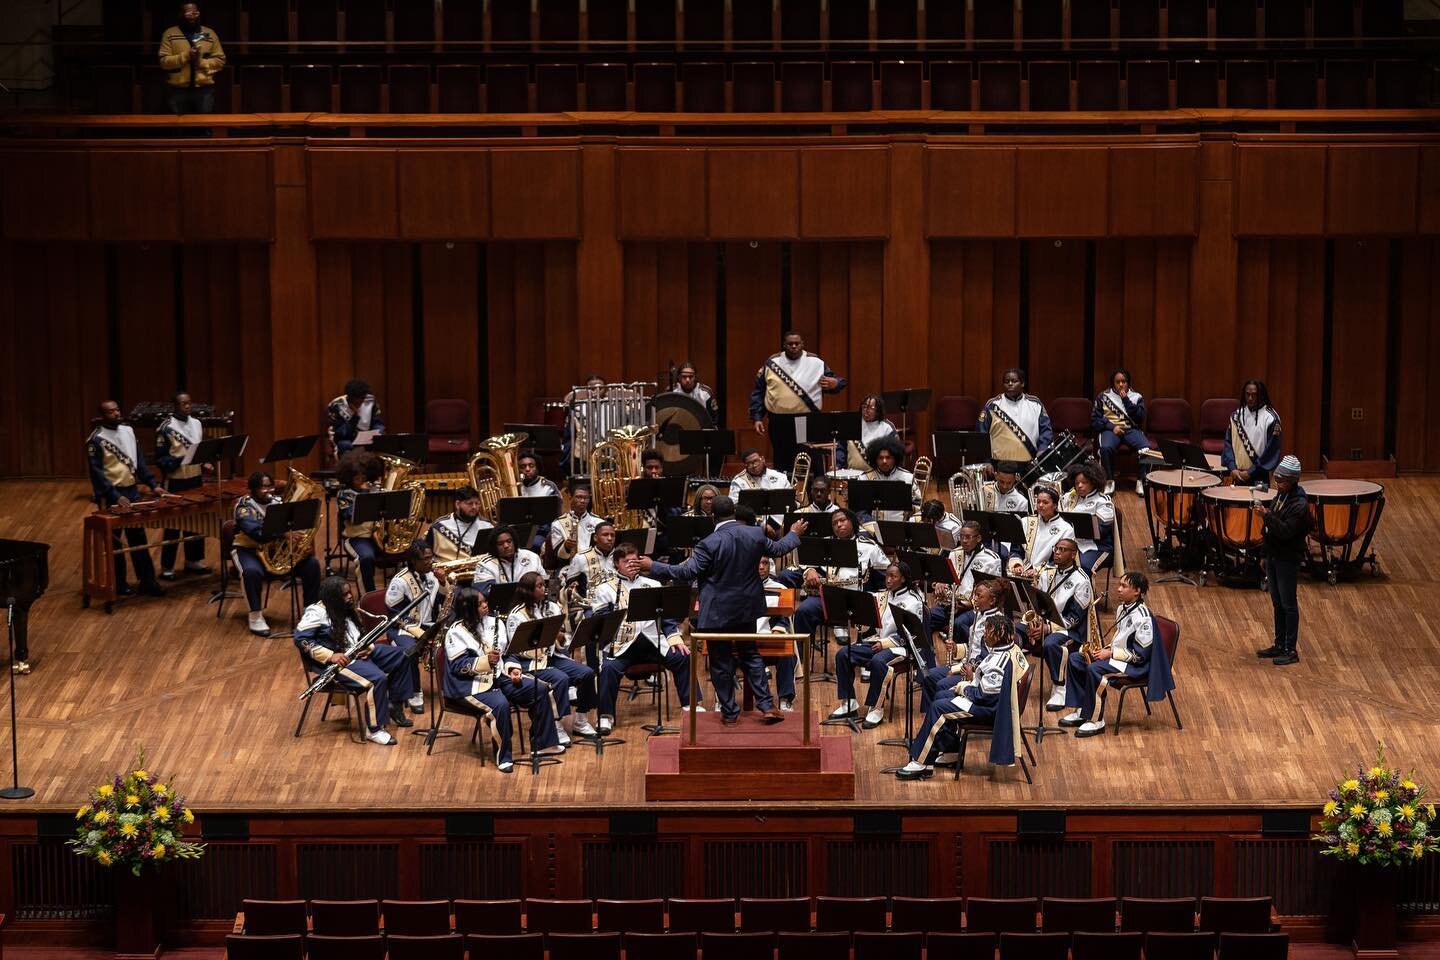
left=1081, top=593, right=1109, bottom=662
left=260, top=469, right=324, bottom=575
left=374, top=454, right=427, bottom=554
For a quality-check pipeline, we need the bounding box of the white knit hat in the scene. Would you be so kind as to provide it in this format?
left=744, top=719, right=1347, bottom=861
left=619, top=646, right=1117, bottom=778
left=1274, top=455, right=1302, bottom=478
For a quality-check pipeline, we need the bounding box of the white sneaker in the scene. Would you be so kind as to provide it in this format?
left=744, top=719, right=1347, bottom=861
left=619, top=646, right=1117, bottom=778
left=555, top=722, right=572, bottom=746
left=1077, top=720, right=1106, bottom=737
left=498, top=760, right=514, bottom=773
left=1135, top=479, right=1145, bottom=496
left=863, top=708, right=884, bottom=728
left=160, top=569, right=176, bottom=581
left=779, top=699, right=795, bottom=713
left=936, top=752, right=959, bottom=765
left=1062, top=710, right=1083, bottom=723
left=408, top=693, right=424, bottom=711
left=682, top=704, right=706, bottom=713
left=598, top=716, right=614, bottom=735
left=1104, top=481, right=1115, bottom=495
left=184, top=562, right=209, bottom=574
left=248, top=612, right=271, bottom=637
left=1047, top=685, right=1067, bottom=710
left=537, top=744, right=566, bottom=755
left=829, top=699, right=860, bottom=719
left=571, top=715, right=597, bottom=737
left=365, top=729, right=396, bottom=746
left=859, top=668, right=871, bottom=682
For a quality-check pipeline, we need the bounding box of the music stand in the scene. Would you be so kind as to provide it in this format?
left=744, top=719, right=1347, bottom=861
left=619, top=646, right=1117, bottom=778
left=1022, top=585, right=1066, bottom=745
left=371, top=433, right=429, bottom=463
left=626, top=477, right=688, bottom=518
left=878, top=606, right=929, bottom=773
left=496, top=496, right=563, bottom=530
left=805, top=411, right=862, bottom=457
left=413, top=614, right=461, bottom=746
left=679, top=429, right=736, bottom=478
left=183, top=434, right=241, bottom=495
left=1061, top=512, right=1102, bottom=543
left=783, top=512, right=829, bottom=539
left=876, top=521, right=941, bottom=553
left=932, top=431, right=992, bottom=493
left=664, top=515, right=715, bottom=553
left=616, top=528, right=658, bottom=557
left=258, top=498, right=321, bottom=639
left=625, top=585, right=692, bottom=737
left=736, top=489, right=794, bottom=530
left=1155, top=441, right=1207, bottom=586
left=483, top=581, right=520, bottom=614
left=261, top=434, right=320, bottom=470
left=973, top=511, right=1028, bottom=550
left=508, top=614, right=566, bottom=774
left=0, top=543, right=45, bottom=800
left=796, top=537, right=861, bottom=683
left=504, top=423, right=563, bottom=453
left=564, top=610, right=626, bottom=754
left=880, top=388, right=932, bottom=445
left=817, top=585, right=880, bottom=733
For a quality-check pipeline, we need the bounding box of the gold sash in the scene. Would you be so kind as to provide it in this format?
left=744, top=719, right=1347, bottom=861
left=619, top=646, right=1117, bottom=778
left=986, top=404, right=1036, bottom=462
left=1100, top=394, right=1134, bottom=430
left=763, top=359, right=819, bottom=416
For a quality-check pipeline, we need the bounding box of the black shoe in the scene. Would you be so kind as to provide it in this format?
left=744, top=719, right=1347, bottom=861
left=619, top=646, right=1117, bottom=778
left=1059, top=715, right=1084, bottom=728
left=895, top=765, right=934, bottom=781
left=390, top=707, right=414, bottom=728
left=116, top=583, right=133, bottom=597
left=137, top=580, right=166, bottom=597
left=1272, top=651, right=1300, bottom=665
left=1255, top=644, right=1284, bottom=658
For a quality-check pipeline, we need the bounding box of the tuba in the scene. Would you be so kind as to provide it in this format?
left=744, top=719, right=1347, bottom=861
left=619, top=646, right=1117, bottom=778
left=790, top=450, right=812, bottom=508
left=374, top=454, right=427, bottom=554
left=466, top=432, right=528, bottom=522
left=260, top=469, right=325, bottom=575
left=947, top=464, right=988, bottom=518
left=590, top=424, right=654, bottom=528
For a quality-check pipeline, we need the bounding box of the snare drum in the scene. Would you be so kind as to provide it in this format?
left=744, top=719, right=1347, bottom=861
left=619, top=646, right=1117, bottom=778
left=1303, top=479, right=1385, bottom=582
left=827, top=468, right=863, bottom=509
left=1203, top=486, right=1274, bottom=552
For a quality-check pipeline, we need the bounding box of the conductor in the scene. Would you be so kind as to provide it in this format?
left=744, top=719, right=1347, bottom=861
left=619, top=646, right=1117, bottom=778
left=640, top=496, right=808, bottom=726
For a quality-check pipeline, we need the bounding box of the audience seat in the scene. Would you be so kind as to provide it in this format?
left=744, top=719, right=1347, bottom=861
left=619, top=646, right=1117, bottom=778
left=584, top=63, right=629, bottom=111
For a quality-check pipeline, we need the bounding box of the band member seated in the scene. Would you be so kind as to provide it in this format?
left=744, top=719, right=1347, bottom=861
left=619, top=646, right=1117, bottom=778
left=1091, top=368, right=1151, bottom=495
left=153, top=391, right=210, bottom=578
left=1223, top=379, right=1283, bottom=486
left=444, top=587, right=564, bottom=772
left=427, top=485, right=492, bottom=564
left=926, top=520, right=1001, bottom=641
left=858, top=434, right=920, bottom=523
left=384, top=539, right=440, bottom=717
left=984, top=461, right=1031, bottom=514
left=675, top=361, right=721, bottom=423
left=1061, top=462, right=1117, bottom=573
left=87, top=400, right=165, bottom=598
left=749, top=330, right=847, bottom=473
left=328, top=378, right=384, bottom=457
left=800, top=475, right=839, bottom=514
left=296, top=576, right=415, bottom=746
left=589, top=543, right=696, bottom=735
left=337, top=451, right=384, bottom=591
left=896, top=614, right=1029, bottom=780
left=232, top=470, right=322, bottom=636
left=978, top=368, right=1052, bottom=465
left=518, top=450, right=562, bottom=499
left=729, top=448, right=790, bottom=532
left=838, top=394, right=899, bottom=469
left=1029, top=538, right=1095, bottom=710
left=1021, top=486, right=1074, bottom=572
left=562, top=520, right=618, bottom=597
left=915, top=499, right=962, bottom=548
left=830, top=560, right=926, bottom=729
left=478, top=526, right=544, bottom=587
left=688, top=484, right=719, bottom=518
left=923, top=580, right=1024, bottom=713
left=549, top=484, right=603, bottom=566
left=505, top=571, right=598, bottom=741
left=1059, top=572, right=1172, bottom=737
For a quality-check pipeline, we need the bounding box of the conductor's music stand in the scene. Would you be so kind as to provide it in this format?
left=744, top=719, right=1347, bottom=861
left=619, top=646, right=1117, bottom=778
left=508, top=614, right=566, bottom=775
left=565, top=610, right=626, bottom=754
left=881, top=388, right=932, bottom=450
left=818, top=585, right=881, bottom=733
left=626, top=584, right=692, bottom=737
left=679, top=429, right=736, bottom=478
left=257, top=498, right=321, bottom=639
left=796, top=537, right=861, bottom=683
left=878, top=606, right=929, bottom=773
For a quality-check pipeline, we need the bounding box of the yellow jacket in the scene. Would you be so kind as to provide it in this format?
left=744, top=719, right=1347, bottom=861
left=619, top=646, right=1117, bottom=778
left=158, top=25, right=225, bottom=87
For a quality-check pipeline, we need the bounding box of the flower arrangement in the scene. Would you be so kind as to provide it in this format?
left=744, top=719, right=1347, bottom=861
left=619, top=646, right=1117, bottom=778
left=67, top=752, right=204, bottom=876
left=1315, top=743, right=1440, bottom=868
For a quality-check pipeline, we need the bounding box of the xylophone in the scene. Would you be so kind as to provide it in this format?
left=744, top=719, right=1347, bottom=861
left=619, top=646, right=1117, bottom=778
left=82, top=478, right=249, bottom=612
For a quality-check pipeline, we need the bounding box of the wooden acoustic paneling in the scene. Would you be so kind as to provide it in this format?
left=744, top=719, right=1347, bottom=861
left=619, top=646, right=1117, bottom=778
left=1395, top=239, right=1440, bottom=472
left=1235, top=146, right=1327, bottom=236
left=398, top=151, right=491, bottom=239
left=1017, top=147, right=1109, bottom=237
left=1422, top=148, right=1440, bottom=235
left=800, top=148, right=890, bottom=239
left=489, top=148, right=581, bottom=239
left=616, top=149, right=708, bottom=238
left=1094, top=239, right=1194, bottom=403
left=708, top=150, right=800, bottom=239
left=180, top=150, right=275, bottom=241
left=926, top=148, right=1017, bottom=237
left=623, top=242, right=717, bottom=388
left=89, top=151, right=182, bottom=240
left=928, top=240, right=1021, bottom=403
left=788, top=242, right=886, bottom=419
left=1325, top=145, right=1419, bottom=236
left=1328, top=239, right=1389, bottom=460
left=1, top=151, right=91, bottom=241
left=1108, top=146, right=1199, bottom=236
left=308, top=149, right=399, bottom=238
left=487, top=241, right=579, bottom=430
left=1027, top=239, right=1088, bottom=398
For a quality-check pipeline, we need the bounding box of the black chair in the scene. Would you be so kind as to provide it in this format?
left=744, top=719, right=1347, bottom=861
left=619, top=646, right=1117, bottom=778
left=1146, top=930, right=1218, bottom=959
left=1120, top=897, right=1196, bottom=932
left=624, top=931, right=698, bottom=960
left=926, top=931, right=998, bottom=959
left=1218, top=931, right=1290, bottom=960
left=1375, top=59, right=1420, bottom=108
left=310, top=899, right=380, bottom=936
left=733, top=62, right=776, bottom=112
left=815, top=896, right=886, bottom=933
left=387, top=66, right=432, bottom=114
left=596, top=898, right=664, bottom=933
left=1176, top=60, right=1219, bottom=108
left=240, top=899, right=307, bottom=936
left=777, top=930, right=849, bottom=960
left=966, top=897, right=1038, bottom=934
left=892, top=896, right=964, bottom=933
left=979, top=62, right=1022, bottom=110
left=527, top=898, right=593, bottom=933
left=1040, top=897, right=1115, bottom=933
left=831, top=61, right=874, bottom=112
left=781, top=62, right=824, bottom=112
left=1072, top=930, right=1144, bottom=960
left=305, top=934, right=385, bottom=960
left=386, top=933, right=464, bottom=960
left=681, top=62, right=725, bottom=112
left=668, top=898, right=736, bottom=933
left=1000, top=931, right=1070, bottom=959
left=465, top=932, right=543, bottom=960
left=548, top=931, right=621, bottom=960
left=1198, top=897, right=1273, bottom=935
left=92, top=65, right=135, bottom=114
left=1028, top=61, right=1071, bottom=110
left=584, top=64, right=628, bottom=111
left=953, top=668, right=1036, bottom=782
left=1274, top=61, right=1318, bottom=109
left=290, top=65, right=334, bottom=112
left=1108, top=614, right=1182, bottom=735
left=536, top=64, right=579, bottom=112
left=1077, top=61, right=1121, bottom=109
left=699, top=931, right=771, bottom=960
left=239, top=65, right=284, bottom=112
left=880, top=61, right=922, bottom=110
left=382, top=900, right=451, bottom=936
left=1324, top=60, right=1369, bottom=109
left=454, top=898, right=523, bottom=935
left=225, top=934, right=304, bottom=959
left=930, top=62, right=972, bottom=110
left=293, top=647, right=367, bottom=743
left=855, top=931, right=923, bottom=960
left=1073, top=0, right=1114, bottom=42
left=634, top=63, right=678, bottom=112
left=1225, top=61, right=1269, bottom=109
left=339, top=64, right=383, bottom=112
left=485, top=64, right=531, bottom=112
left=437, top=65, right=481, bottom=113
left=1127, top=61, right=1170, bottom=109
left=740, top=897, right=810, bottom=933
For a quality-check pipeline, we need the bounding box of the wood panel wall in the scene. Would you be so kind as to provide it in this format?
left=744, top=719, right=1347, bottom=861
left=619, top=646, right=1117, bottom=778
left=2, top=135, right=1438, bottom=477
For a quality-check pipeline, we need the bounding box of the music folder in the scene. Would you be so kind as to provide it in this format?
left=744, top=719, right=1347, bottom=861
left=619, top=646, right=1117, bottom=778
left=1060, top=512, right=1102, bottom=541
left=258, top=498, right=320, bottom=539
left=617, top=527, right=658, bottom=556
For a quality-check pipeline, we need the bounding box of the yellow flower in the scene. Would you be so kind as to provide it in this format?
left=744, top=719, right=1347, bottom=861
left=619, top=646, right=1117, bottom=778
left=1374, top=790, right=1389, bottom=802
left=96, top=851, right=112, bottom=866
left=152, top=843, right=166, bottom=858
left=1351, top=803, right=1368, bottom=817
left=1342, top=779, right=1360, bottom=792
left=1428, top=804, right=1437, bottom=819
left=120, top=822, right=137, bottom=837
left=76, top=805, right=91, bottom=820
left=1415, top=844, right=1426, bottom=858
left=1371, top=766, right=1386, bottom=778
left=1403, top=779, right=1417, bottom=791
left=182, top=808, right=194, bottom=824
left=153, top=784, right=168, bottom=797
left=1346, top=842, right=1360, bottom=856
left=153, top=806, right=171, bottom=823
left=93, top=810, right=110, bottom=824
left=98, top=785, right=113, bottom=797
left=1400, top=804, right=1416, bottom=821
left=1377, top=822, right=1392, bottom=837
left=1323, top=800, right=1339, bottom=816
left=133, top=769, right=148, bottom=780
left=124, top=794, right=140, bottom=808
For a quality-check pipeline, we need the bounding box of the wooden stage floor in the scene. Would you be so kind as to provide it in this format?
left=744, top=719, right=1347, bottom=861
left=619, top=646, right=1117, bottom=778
left=1, top=476, right=1434, bottom=815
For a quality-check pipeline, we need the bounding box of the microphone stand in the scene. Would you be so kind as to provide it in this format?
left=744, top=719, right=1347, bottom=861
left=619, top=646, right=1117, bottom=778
left=1, top=598, right=33, bottom=800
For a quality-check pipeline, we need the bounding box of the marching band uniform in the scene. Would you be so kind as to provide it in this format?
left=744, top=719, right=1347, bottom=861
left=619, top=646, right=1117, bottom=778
left=426, top=509, right=492, bottom=563
left=1222, top=403, right=1283, bottom=484
left=232, top=492, right=322, bottom=634
left=384, top=566, right=439, bottom=712
left=550, top=508, right=604, bottom=563
left=86, top=421, right=163, bottom=592
left=729, top=465, right=791, bottom=530
left=443, top=617, right=560, bottom=771
left=831, top=586, right=925, bottom=727
left=338, top=486, right=382, bottom=592
left=786, top=531, right=889, bottom=708
left=1023, top=512, right=1075, bottom=570
left=295, top=602, right=414, bottom=744
left=925, top=542, right=1002, bottom=636
left=677, top=379, right=720, bottom=424
left=1091, top=387, right=1150, bottom=485
left=748, top=350, right=847, bottom=472
left=1034, top=562, right=1094, bottom=707
left=589, top=572, right=694, bottom=732
left=478, top=547, right=544, bottom=587
left=857, top=464, right=921, bottom=523
left=839, top=416, right=898, bottom=470
left=1061, top=599, right=1168, bottom=736
left=982, top=479, right=1031, bottom=514
left=520, top=473, right=562, bottom=499
left=898, top=632, right=1028, bottom=779
left=505, top=601, right=597, bottom=731
left=1060, top=487, right=1118, bottom=573
left=920, top=607, right=1023, bottom=713
left=153, top=412, right=206, bottom=575
left=978, top=392, right=1053, bottom=464
left=328, top=392, right=384, bottom=456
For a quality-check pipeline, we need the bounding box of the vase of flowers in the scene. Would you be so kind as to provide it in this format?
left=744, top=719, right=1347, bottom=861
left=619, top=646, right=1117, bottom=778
left=1314, top=743, right=1439, bottom=959
left=67, top=752, right=204, bottom=957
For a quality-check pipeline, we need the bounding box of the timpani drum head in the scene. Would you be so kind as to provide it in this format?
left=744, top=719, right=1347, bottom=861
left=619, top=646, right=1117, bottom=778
left=1203, top=485, right=1274, bottom=549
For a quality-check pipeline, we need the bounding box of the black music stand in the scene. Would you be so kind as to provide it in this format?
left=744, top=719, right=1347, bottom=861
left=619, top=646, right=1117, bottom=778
left=932, top=430, right=992, bottom=485
left=878, top=607, right=929, bottom=773
left=796, top=537, right=860, bottom=684
left=805, top=411, right=862, bottom=460
left=616, top=528, right=658, bottom=557
left=1021, top=585, right=1066, bottom=746
left=505, top=424, right=563, bottom=452
left=881, top=388, right=932, bottom=446
left=627, top=477, right=688, bottom=520
left=1061, top=512, right=1102, bottom=544
left=484, top=582, right=520, bottom=615
left=817, top=585, right=881, bottom=733
left=737, top=489, right=795, bottom=532
left=783, top=512, right=830, bottom=539
left=971, top=511, right=1028, bottom=553
left=625, top=585, right=692, bottom=737
left=183, top=434, right=242, bottom=494
left=415, top=615, right=461, bottom=747
left=1155, top=441, right=1210, bottom=586
left=0, top=542, right=45, bottom=801
left=261, top=434, right=321, bottom=469
left=258, top=498, right=322, bottom=639
left=847, top=479, right=915, bottom=521
left=508, top=615, right=566, bottom=774
left=564, top=610, right=626, bottom=754
left=496, top=496, right=563, bottom=530
left=372, top=433, right=429, bottom=464
left=679, top=429, right=736, bottom=479
left=876, top=521, right=941, bottom=553
left=664, top=516, right=715, bottom=554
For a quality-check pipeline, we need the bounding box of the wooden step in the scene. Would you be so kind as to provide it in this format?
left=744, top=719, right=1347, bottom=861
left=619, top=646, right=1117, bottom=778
left=646, top=712, right=855, bottom=801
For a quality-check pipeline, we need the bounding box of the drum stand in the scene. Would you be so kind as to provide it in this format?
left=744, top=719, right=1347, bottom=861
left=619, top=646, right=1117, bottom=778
left=1151, top=473, right=1202, bottom=588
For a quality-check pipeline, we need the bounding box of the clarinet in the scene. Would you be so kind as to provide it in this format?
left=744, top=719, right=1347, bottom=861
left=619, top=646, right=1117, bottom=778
left=298, top=592, right=426, bottom=700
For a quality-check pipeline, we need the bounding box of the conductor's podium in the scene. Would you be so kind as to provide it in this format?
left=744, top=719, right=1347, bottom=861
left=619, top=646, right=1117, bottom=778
left=644, top=632, right=855, bottom=801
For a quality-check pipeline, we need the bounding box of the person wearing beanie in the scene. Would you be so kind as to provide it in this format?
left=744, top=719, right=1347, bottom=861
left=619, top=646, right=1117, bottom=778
left=1254, top=455, right=1309, bottom=665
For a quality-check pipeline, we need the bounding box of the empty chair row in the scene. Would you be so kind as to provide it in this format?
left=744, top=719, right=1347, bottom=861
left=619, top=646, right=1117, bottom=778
left=227, top=929, right=1293, bottom=960
left=102, top=0, right=1405, bottom=48
left=238, top=895, right=1275, bottom=937
left=87, top=57, right=1426, bottom=115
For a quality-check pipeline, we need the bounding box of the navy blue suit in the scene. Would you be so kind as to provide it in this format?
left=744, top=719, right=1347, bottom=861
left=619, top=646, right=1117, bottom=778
left=650, top=521, right=802, bottom=720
